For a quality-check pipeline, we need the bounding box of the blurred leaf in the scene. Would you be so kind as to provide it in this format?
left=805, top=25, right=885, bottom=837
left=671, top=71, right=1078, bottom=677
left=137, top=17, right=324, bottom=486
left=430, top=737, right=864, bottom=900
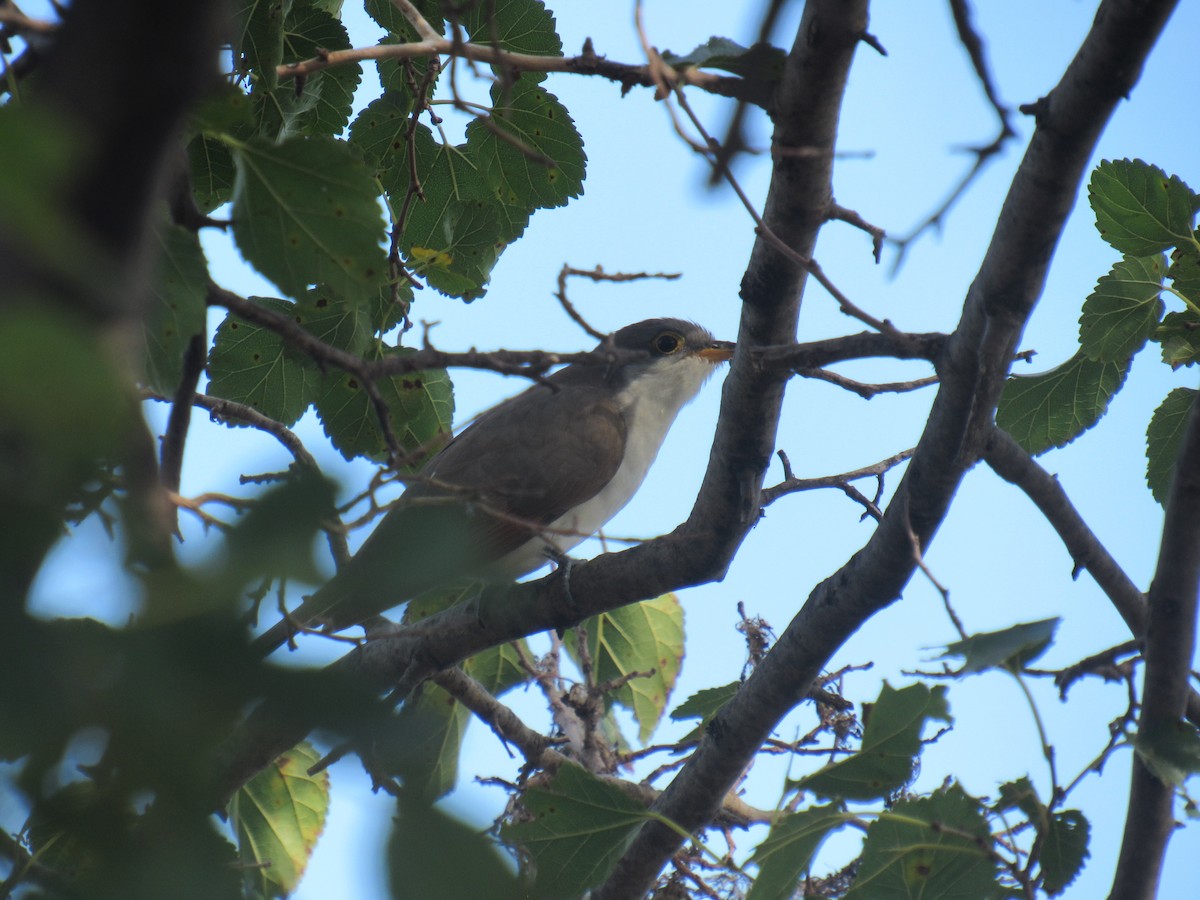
left=1040, top=810, right=1090, bottom=895
left=662, top=36, right=786, bottom=81
left=1146, top=388, right=1197, bottom=503
left=939, top=618, right=1059, bottom=673
left=314, top=347, right=453, bottom=463
left=795, top=683, right=950, bottom=802
left=996, top=350, right=1129, bottom=455
left=846, top=784, right=998, bottom=899
left=670, top=681, right=740, bottom=725
left=231, top=741, right=330, bottom=898
left=465, top=640, right=533, bottom=695
left=254, top=2, right=360, bottom=138
left=463, top=0, right=563, bottom=71
left=502, top=764, right=647, bottom=898
left=231, top=136, right=388, bottom=302
left=385, top=683, right=471, bottom=800
left=388, top=793, right=524, bottom=900
left=746, top=804, right=845, bottom=900
left=569, top=594, right=685, bottom=743
left=143, top=222, right=208, bottom=394
left=1155, top=310, right=1200, bottom=369
left=467, top=81, right=586, bottom=213
left=187, top=136, right=237, bottom=213
left=207, top=296, right=321, bottom=426
left=1168, top=243, right=1200, bottom=303
left=1135, top=717, right=1200, bottom=787
left=233, top=0, right=286, bottom=89
left=1078, top=253, right=1164, bottom=361
left=993, top=775, right=1043, bottom=823
left=1088, top=159, right=1197, bottom=255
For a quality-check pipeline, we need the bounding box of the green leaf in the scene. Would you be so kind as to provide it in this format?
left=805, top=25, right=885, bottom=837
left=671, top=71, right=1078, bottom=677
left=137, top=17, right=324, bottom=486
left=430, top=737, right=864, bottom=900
left=746, top=804, right=845, bottom=900
left=670, top=681, right=740, bottom=725
left=1135, top=717, right=1200, bottom=786
left=1078, top=254, right=1165, bottom=361
left=143, top=222, right=208, bottom=394
left=254, top=2, right=360, bottom=138
left=502, top=764, right=648, bottom=898
left=1146, top=388, right=1197, bottom=504
left=366, top=0, right=443, bottom=36
left=348, top=91, right=413, bottom=167
left=993, top=776, right=1044, bottom=823
left=207, top=296, right=321, bottom=426
left=570, top=594, right=685, bottom=743
left=313, top=347, right=453, bottom=463
left=847, top=784, right=998, bottom=899
left=467, top=81, right=586, bottom=213
left=1089, top=159, right=1198, bottom=255
left=187, top=135, right=236, bottom=213
left=388, top=793, right=525, bottom=900
left=1154, top=310, right=1200, bottom=368
left=1169, top=243, right=1200, bottom=305
left=385, top=684, right=471, bottom=800
left=231, top=136, right=388, bottom=302
left=233, top=0, right=287, bottom=89
left=1040, top=810, right=1090, bottom=895
left=662, top=37, right=786, bottom=81
left=939, top=617, right=1059, bottom=673
left=465, top=640, right=532, bottom=695
left=463, top=0, right=563, bottom=80
left=795, top=683, right=951, bottom=802
left=230, top=741, right=330, bottom=899
left=996, top=350, right=1129, bottom=455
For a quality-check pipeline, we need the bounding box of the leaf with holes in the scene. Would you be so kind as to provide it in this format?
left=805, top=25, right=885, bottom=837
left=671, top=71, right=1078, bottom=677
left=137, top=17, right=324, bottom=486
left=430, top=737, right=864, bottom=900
left=230, top=741, right=329, bottom=898
left=1147, top=388, right=1198, bottom=504
left=1078, top=254, right=1164, bottom=361
left=207, top=296, right=321, bottom=426
left=231, top=136, right=388, bottom=302
left=996, top=350, right=1129, bottom=455
left=795, top=683, right=950, bottom=802
left=1041, top=811, right=1090, bottom=895
left=143, top=223, right=207, bottom=394
left=1089, top=159, right=1198, bottom=256
left=569, top=594, right=685, bottom=743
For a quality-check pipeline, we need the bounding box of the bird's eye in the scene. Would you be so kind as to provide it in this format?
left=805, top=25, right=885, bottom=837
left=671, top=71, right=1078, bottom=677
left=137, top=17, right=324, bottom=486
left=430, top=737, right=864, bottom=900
left=654, top=332, right=683, bottom=354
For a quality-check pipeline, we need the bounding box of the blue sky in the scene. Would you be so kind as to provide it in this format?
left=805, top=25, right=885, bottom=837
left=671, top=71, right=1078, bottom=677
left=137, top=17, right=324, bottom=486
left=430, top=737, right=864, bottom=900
left=19, top=1, right=1200, bottom=896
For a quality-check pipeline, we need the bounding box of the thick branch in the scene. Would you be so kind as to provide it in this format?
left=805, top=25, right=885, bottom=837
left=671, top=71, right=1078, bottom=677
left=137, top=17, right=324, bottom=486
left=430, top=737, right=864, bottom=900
left=1110, top=389, right=1200, bottom=900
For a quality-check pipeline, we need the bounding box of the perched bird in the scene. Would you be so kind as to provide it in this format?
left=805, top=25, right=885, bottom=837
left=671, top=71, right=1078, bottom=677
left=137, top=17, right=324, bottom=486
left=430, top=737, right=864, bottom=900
left=255, top=318, right=734, bottom=653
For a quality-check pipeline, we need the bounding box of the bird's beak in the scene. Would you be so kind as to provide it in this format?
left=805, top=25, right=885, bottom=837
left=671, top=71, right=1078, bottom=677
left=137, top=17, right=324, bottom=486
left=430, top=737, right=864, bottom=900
left=696, top=340, right=736, bottom=363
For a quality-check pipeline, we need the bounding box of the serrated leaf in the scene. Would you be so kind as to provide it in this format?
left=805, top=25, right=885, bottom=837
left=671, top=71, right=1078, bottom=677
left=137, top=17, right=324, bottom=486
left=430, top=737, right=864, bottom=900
left=366, top=0, right=443, bottom=36
left=233, top=0, right=287, bottom=89
left=1135, top=717, right=1200, bottom=786
left=231, top=136, right=388, bottom=301
left=846, top=784, right=997, bottom=899
left=207, top=297, right=321, bottom=426
left=1146, top=388, right=1197, bottom=503
left=502, top=764, right=647, bottom=898
left=1088, top=159, right=1198, bottom=256
left=254, top=2, right=360, bottom=138
left=1040, top=810, right=1090, bottom=895
left=993, top=776, right=1044, bottom=823
left=1079, top=254, right=1164, bottom=361
left=1169, top=244, right=1200, bottom=304
left=385, top=683, right=470, bottom=800
left=465, top=640, right=532, bottom=695
left=996, top=350, right=1129, bottom=455
left=388, top=793, right=525, bottom=900
left=570, top=594, right=684, bottom=743
left=746, top=804, right=845, bottom=900
left=796, top=683, right=950, bottom=802
left=292, top=284, right=407, bottom=355
left=1154, top=310, right=1200, bottom=369
left=143, top=222, right=207, bottom=394
left=463, top=0, right=563, bottom=81
left=187, top=135, right=236, bottom=214
left=467, top=81, right=586, bottom=212
left=662, top=36, right=786, bottom=81
left=348, top=92, right=413, bottom=167
left=230, top=741, right=329, bottom=899
left=939, top=617, right=1059, bottom=673
left=670, top=681, right=740, bottom=725
left=314, top=347, right=453, bottom=463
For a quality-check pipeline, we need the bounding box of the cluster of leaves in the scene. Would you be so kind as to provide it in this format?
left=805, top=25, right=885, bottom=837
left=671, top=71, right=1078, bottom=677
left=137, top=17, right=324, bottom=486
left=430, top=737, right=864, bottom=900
left=997, top=159, right=1200, bottom=502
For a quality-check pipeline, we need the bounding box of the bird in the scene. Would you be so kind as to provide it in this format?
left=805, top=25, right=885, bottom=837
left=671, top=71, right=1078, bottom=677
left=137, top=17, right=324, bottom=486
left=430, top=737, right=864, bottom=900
left=255, top=318, right=734, bottom=654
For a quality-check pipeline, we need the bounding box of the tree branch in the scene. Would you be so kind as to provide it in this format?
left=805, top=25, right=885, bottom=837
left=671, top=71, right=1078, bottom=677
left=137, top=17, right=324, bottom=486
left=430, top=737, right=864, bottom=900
left=1110, top=389, right=1200, bottom=899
